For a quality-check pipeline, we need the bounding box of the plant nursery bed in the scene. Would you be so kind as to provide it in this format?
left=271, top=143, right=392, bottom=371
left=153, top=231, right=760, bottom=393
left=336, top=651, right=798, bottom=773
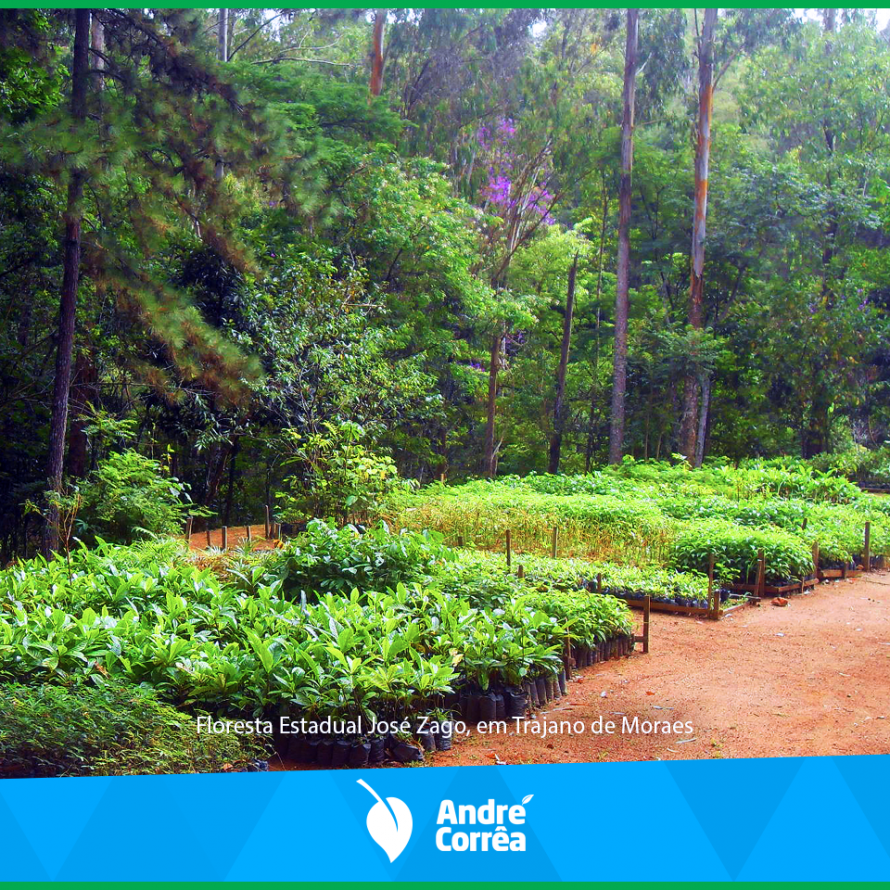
left=610, top=594, right=742, bottom=620
left=728, top=577, right=819, bottom=597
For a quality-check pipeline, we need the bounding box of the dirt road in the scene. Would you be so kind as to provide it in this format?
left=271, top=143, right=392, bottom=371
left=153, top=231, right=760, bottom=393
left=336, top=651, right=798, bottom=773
left=433, top=574, right=890, bottom=765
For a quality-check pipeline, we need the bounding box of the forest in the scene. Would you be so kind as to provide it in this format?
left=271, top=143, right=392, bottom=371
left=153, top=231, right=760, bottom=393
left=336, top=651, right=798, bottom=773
left=2, top=7, right=890, bottom=558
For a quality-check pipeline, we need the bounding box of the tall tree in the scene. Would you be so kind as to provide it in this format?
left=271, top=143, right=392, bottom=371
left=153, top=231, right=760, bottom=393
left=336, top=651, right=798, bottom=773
left=608, top=8, right=640, bottom=465
left=679, top=7, right=717, bottom=464
left=42, top=9, right=90, bottom=555
left=370, top=10, right=386, bottom=96
left=548, top=252, right=579, bottom=473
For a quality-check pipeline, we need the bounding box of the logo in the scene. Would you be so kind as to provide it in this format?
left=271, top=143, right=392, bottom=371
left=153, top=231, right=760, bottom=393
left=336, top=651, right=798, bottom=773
left=357, top=779, right=413, bottom=863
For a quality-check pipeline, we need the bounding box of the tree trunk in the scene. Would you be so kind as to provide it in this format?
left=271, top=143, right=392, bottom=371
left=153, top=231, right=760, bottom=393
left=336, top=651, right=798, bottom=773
left=42, top=9, right=90, bottom=556
left=67, top=349, right=98, bottom=479
left=585, top=182, right=609, bottom=472
left=215, top=10, right=228, bottom=181
left=217, top=9, right=228, bottom=62
left=679, top=7, right=717, bottom=463
left=608, top=9, right=639, bottom=465
left=369, top=10, right=385, bottom=97
left=483, top=327, right=503, bottom=478
left=224, top=437, right=239, bottom=526
left=694, top=373, right=711, bottom=468
left=549, top=253, right=579, bottom=473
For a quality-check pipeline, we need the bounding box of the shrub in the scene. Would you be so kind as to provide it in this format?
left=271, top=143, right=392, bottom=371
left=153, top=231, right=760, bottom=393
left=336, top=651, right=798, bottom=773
left=77, top=450, right=195, bottom=544
left=669, top=521, right=814, bottom=584
left=276, top=421, right=409, bottom=526
left=262, top=520, right=455, bottom=598
left=0, top=682, right=270, bottom=778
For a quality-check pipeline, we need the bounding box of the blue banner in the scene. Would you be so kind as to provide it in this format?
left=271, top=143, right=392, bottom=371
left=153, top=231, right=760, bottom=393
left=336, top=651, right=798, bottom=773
left=1, top=755, right=888, bottom=882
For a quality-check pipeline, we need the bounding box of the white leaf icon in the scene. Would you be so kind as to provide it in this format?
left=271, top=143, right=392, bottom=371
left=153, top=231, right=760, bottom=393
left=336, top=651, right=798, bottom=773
left=522, top=794, right=534, bottom=804
left=357, top=779, right=413, bottom=863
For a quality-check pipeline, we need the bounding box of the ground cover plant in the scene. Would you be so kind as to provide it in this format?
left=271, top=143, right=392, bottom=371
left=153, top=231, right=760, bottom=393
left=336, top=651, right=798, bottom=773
left=390, top=460, right=889, bottom=584
left=0, top=523, right=635, bottom=769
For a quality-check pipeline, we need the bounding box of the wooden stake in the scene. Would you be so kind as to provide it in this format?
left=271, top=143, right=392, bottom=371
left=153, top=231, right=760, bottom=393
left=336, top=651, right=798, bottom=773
left=185, top=516, right=193, bottom=540
left=221, top=526, right=228, bottom=550
left=457, top=534, right=464, bottom=548
left=756, top=549, right=766, bottom=599
left=246, top=524, right=252, bottom=542
left=264, top=504, right=271, bottom=538
left=813, top=541, right=820, bottom=581
left=643, top=596, right=650, bottom=654
left=505, top=529, right=512, bottom=569
left=206, top=528, right=212, bottom=549
left=517, top=563, right=524, bottom=579
left=708, top=553, right=717, bottom=619
left=551, top=526, right=559, bottom=559
left=864, top=521, right=871, bottom=573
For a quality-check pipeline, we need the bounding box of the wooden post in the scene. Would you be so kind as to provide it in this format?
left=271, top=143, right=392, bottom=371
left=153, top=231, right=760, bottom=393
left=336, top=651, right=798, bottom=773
left=205, top=528, right=212, bottom=549
left=551, top=526, right=559, bottom=559
left=643, top=595, right=650, bottom=654
left=708, top=553, right=717, bottom=619
left=457, top=534, right=464, bottom=548
left=505, top=529, right=512, bottom=569
left=756, top=549, right=766, bottom=599
left=221, top=526, right=228, bottom=550
left=864, top=521, right=871, bottom=573
left=596, top=573, right=603, bottom=594
left=264, top=504, right=271, bottom=538
left=517, top=563, right=524, bottom=579
left=185, top=516, right=193, bottom=540
left=246, top=524, right=252, bottom=542
left=813, top=541, right=820, bottom=582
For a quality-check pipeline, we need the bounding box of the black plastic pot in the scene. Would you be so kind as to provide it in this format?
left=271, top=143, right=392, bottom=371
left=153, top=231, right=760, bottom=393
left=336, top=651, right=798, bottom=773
left=317, top=739, right=334, bottom=767
left=331, top=738, right=351, bottom=768
left=535, top=676, right=548, bottom=705
left=286, top=734, right=304, bottom=762
left=504, top=687, right=527, bottom=718
left=557, top=669, right=567, bottom=696
left=348, top=741, right=371, bottom=768
left=493, top=691, right=506, bottom=720
left=388, top=736, right=424, bottom=764
left=416, top=728, right=436, bottom=752
left=434, top=722, right=454, bottom=751
left=525, top=680, right=539, bottom=709
left=368, top=735, right=386, bottom=764
left=478, top=693, right=497, bottom=722
left=461, top=693, right=481, bottom=724
left=304, top=738, right=319, bottom=764
left=546, top=676, right=557, bottom=701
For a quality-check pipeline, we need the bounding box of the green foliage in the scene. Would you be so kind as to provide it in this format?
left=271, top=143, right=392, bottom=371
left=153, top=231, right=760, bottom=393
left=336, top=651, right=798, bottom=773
left=277, top=422, right=409, bottom=525
left=0, top=682, right=269, bottom=778
left=262, top=520, right=454, bottom=599
left=0, top=529, right=632, bottom=724
left=76, top=450, right=196, bottom=545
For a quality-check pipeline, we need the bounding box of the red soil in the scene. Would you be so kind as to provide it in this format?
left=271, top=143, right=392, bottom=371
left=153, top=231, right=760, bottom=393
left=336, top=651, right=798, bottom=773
left=429, top=572, right=890, bottom=766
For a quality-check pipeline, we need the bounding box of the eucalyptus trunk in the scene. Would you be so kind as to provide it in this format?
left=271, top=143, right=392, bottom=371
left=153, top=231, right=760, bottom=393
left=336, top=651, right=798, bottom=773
left=679, top=7, right=717, bottom=463
left=549, top=253, right=579, bottom=473
left=608, top=9, right=639, bottom=465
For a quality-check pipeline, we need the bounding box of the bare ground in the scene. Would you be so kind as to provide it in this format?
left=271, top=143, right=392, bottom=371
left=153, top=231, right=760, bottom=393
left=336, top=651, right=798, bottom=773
left=430, top=573, right=890, bottom=766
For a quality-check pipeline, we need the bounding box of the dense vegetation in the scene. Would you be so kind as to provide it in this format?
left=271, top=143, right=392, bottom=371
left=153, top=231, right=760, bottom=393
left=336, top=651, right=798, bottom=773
left=3, top=8, right=890, bottom=773
left=0, top=526, right=635, bottom=771
left=392, top=458, right=887, bottom=582
left=3, top=9, right=890, bottom=558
